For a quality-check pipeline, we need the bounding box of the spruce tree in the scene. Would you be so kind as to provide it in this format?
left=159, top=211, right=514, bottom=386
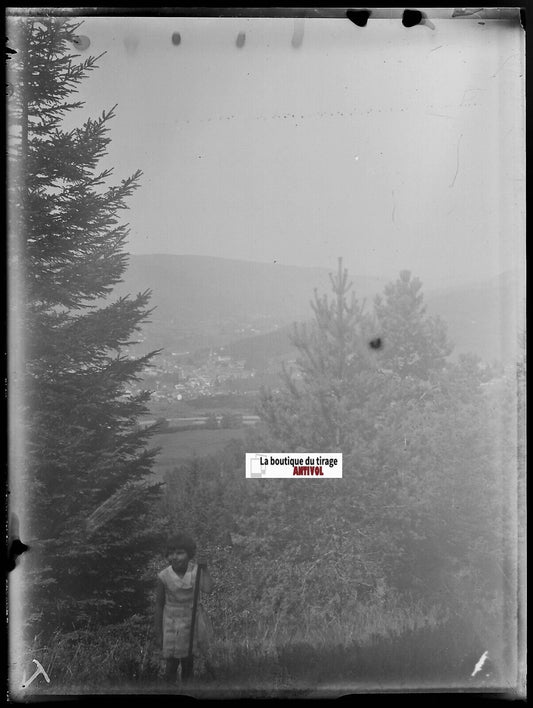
left=374, top=270, right=452, bottom=380
left=257, top=257, right=374, bottom=455
left=8, top=17, right=162, bottom=636
left=248, top=260, right=386, bottom=612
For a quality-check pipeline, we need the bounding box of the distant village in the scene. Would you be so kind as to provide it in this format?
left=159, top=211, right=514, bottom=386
left=123, top=348, right=262, bottom=405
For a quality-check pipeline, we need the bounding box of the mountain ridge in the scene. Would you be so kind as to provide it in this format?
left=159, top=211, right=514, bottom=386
left=115, top=254, right=522, bottom=365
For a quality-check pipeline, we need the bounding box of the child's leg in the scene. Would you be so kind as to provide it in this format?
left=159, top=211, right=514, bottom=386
left=164, top=657, right=179, bottom=683
left=180, top=656, right=194, bottom=683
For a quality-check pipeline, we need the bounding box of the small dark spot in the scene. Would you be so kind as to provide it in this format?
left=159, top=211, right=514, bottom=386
left=72, top=35, right=90, bottom=51
left=6, top=42, right=17, bottom=59
left=346, top=9, right=371, bottom=27
left=402, top=9, right=423, bottom=27
left=171, top=32, right=181, bottom=46
left=369, top=337, right=382, bottom=350
left=8, top=538, right=29, bottom=572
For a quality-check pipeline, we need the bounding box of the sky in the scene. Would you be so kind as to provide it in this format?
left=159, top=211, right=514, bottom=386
left=56, top=14, right=524, bottom=287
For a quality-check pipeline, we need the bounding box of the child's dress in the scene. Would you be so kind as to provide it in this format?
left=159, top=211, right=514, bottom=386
left=158, top=561, right=211, bottom=659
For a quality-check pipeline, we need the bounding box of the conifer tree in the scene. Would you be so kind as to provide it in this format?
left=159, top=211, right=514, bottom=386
left=249, top=260, right=386, bottom=607
left=8, top=17, right=162, bottom=635
left=257, top=257, right=374, bottom=455
left=373, top=270, right=452, bottom=380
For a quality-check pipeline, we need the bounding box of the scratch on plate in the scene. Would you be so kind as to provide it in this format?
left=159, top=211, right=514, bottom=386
left=430, top=45, right=443, bottom=52
left=452, top=7, right=483, bottom=18
left=391, top=190, right=396, bottom=223
left=471, top=650, right=489, bottom=677
left=449, top=134, right=463, bottom=188
left=492, top=53, right=519, bottom=77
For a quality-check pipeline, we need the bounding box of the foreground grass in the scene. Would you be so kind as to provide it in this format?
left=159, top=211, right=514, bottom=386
left=10, top=602, right=512, bottom=698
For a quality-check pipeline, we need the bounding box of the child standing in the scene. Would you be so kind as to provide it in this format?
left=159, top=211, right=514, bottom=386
left=155, top=533, right=213, bottom=683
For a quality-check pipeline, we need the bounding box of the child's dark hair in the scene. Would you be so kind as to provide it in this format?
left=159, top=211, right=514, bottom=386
left=165, top=532, right=196, bottom=559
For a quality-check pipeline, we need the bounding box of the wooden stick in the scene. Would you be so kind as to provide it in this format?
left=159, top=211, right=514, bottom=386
left=187, top=562, right=203, bottom=660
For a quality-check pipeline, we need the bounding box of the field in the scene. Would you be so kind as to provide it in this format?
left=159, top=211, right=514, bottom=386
left=150, top=428, right=247, bottom=480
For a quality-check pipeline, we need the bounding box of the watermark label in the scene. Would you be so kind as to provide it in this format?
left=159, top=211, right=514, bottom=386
left=246, top=453, right=342, bottom=478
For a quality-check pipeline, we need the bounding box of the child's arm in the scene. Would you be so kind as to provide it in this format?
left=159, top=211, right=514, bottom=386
left=154, top=577, right=165, bottom=647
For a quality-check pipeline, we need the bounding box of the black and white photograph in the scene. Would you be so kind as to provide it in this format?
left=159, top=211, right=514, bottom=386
left=7, top=7, right=526, bottom=699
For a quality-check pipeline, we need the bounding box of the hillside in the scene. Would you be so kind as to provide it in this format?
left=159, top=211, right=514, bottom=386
left=225, top=323, right=296, bottom=369
left=116, top=255, right=523, bottom=365
left=115, top=254, right=386, bottom=320
left=425, top=269, right=524, bottom=364
left=113, top=254, right=386, bottom=353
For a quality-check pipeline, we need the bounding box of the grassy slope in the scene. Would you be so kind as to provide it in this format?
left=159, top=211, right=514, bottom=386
left=150, top=428, right=246, bottom=480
